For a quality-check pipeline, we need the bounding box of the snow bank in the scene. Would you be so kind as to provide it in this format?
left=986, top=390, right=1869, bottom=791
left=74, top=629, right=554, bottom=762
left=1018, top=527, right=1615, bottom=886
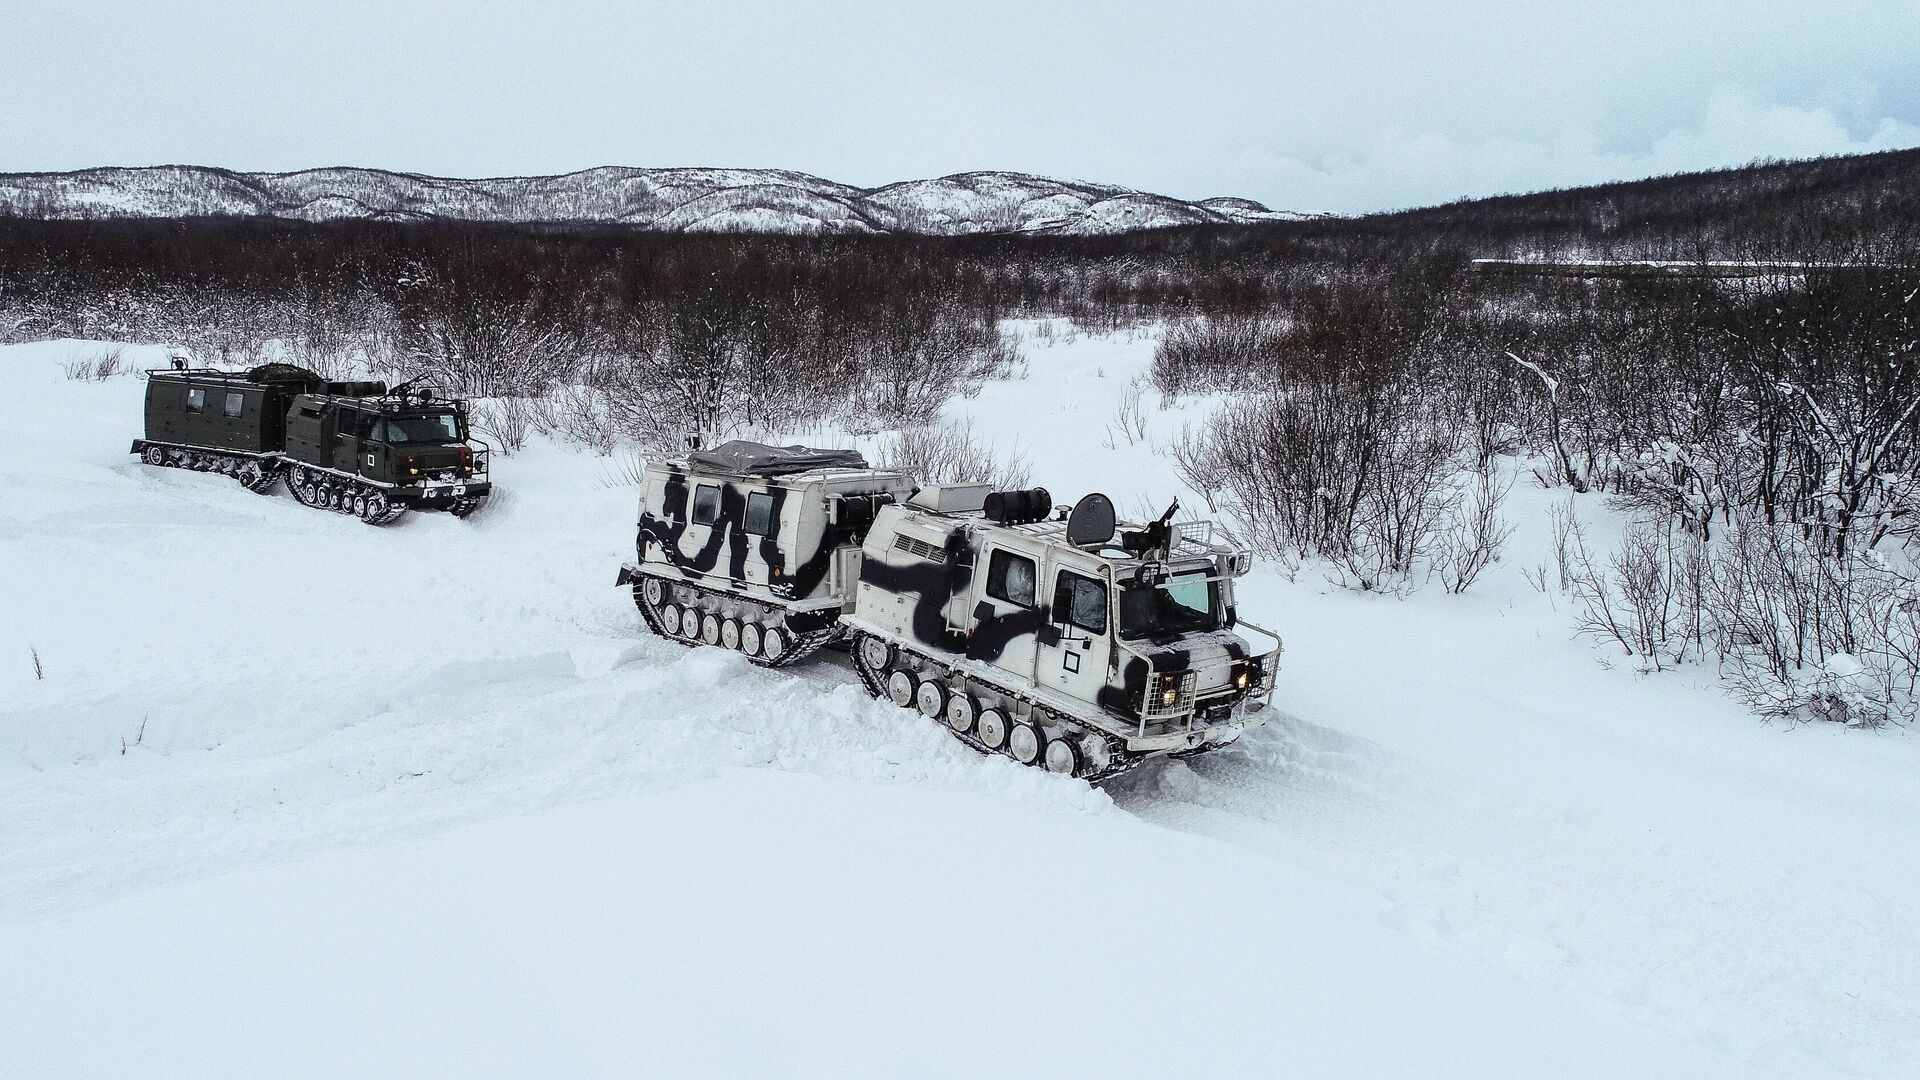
left=4, top=334, right=1917, bottom=1078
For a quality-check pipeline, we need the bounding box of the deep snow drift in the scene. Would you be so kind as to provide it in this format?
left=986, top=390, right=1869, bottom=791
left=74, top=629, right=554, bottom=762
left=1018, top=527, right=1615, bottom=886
left=2, top=331, right=1916, bottom=1079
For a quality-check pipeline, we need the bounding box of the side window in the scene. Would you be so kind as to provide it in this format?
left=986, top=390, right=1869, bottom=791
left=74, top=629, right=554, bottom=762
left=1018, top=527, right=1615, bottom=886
left=986, top=549, right=1037, bottom=607
left=1054, top=570, right=1109, bottom=634
left=744, top=492, right=775, bottom=535
left=186, top=388, right=205, bottom=414
left=223, top=392, right=244, bottom=418
left=691, top=485, right=722, bottom=526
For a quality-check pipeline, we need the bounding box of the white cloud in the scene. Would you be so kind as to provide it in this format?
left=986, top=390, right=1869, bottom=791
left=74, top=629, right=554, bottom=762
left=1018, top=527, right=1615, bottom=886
left=1251, top=88, right=1920, bottom=215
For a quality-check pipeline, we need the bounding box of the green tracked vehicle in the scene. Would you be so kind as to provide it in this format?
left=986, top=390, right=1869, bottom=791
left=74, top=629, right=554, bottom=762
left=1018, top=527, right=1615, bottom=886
left=131, top=361, right=492, bottom=524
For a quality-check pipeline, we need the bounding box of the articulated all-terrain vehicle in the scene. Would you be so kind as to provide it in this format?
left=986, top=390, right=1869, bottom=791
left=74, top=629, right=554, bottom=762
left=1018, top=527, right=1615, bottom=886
left=618, top=441, right=1280, bottom=781
left=131, top=362, right=491, bottom=524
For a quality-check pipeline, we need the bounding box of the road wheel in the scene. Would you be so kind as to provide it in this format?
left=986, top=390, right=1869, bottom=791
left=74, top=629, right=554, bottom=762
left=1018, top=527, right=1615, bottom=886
left=761, top=625, right=788, bottom=661
left=720, top=618, right=742, bottom=650
left=914, top=678, right=948, bottom=719
left=858, top=634, right=893, bottom=674
left=945, top=693, right=977, bottom=734
left=659, top=602, right=682, bottom=636
left=1080, top=735, right=1115, bottom=777
left=680, top=606, right=702, bottom=638
left=976, top=708, right=1009, bottom=750
left=886, top=669, right=917, bottom=708
left=1009, top=722, right=1042, bottom=765
left=1044, top=736, right=1080, bottom=776
left=142, top=446, right=165, bottom=467
left=699, top=612, right=722, bottom=645
left=739, top=621, right=763, bottom=657
left=642, top=578, right=665, bottom=607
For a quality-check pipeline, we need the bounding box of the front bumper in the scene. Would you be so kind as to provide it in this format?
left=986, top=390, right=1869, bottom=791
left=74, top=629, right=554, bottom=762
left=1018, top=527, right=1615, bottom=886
left=395, top=480, right=491, bottom=508
left=1123, top=693, right=1266, bottom=754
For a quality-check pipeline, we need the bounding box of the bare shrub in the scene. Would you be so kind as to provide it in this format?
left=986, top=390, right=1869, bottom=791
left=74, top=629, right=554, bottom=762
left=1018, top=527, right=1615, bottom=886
left=1703, top=522, right=1918, bottom=726
left=62, top=345, right=125, bottom=381
left=472, top=396, right=533, bottom=453
left=1103, top=379, right=1153, bottom=448
left=1435, top=458, right=1516, bottom=593
left=530, top=385, right=619, bottom=455
left=1553, top=508, right=1703, bottom=670
left=1151, top=312, right=1287, bottom=398
left=1169, top=420, right=1231, bottom=514
left=875, top=421, right=1032, bottom=489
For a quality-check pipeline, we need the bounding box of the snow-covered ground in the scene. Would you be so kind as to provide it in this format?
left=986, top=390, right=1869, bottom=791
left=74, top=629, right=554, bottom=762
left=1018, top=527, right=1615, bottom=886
left=3, top=330, right=1916, bottom=1079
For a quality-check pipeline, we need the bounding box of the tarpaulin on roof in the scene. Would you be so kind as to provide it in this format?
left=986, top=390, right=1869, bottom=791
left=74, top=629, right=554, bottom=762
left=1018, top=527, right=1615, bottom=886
left=688, top=440, right=868, bottom=476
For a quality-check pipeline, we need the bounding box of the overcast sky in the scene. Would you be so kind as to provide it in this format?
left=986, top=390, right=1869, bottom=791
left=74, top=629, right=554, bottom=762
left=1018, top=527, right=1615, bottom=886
left=5, top=0, right=1917, bottom=214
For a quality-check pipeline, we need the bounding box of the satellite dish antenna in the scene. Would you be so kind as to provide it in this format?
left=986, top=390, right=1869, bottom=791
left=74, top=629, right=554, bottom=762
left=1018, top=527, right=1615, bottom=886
left=1066, top=493, right=1117, bottom=547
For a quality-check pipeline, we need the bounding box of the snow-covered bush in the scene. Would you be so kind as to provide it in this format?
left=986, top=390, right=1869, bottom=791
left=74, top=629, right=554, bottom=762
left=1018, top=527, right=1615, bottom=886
left=1553, top=500, right=1920, bottom=726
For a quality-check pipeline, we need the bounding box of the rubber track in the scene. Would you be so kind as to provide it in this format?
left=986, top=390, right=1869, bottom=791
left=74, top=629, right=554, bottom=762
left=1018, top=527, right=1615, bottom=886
left=287, top=466, right=407, bottom=526
left=847, top=633, right=1152, bottom=785
left=632, top=578, right=835, bottom=669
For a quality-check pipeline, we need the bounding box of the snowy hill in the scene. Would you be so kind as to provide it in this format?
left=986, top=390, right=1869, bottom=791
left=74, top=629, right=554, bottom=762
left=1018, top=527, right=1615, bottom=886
left=0, top=165, right=1303, bottom=234
left=3, top=328, right=1917, bottom=1078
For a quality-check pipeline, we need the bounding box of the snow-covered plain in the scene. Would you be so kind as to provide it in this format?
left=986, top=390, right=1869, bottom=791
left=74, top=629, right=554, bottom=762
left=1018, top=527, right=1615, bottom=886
left=3, top=330, right=1917, bottom=1079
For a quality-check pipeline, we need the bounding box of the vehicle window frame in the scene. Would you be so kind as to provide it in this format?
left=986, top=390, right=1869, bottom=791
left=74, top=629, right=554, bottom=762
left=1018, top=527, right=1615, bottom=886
left=1053, top=569, right=1109, bottom=635
left=985, top=548, right=1038, bottom=608
left=1118, top=569, right=1221, bottom=640
left=744, top=491, right=775, bottom=536
left=691, top=484, right=722, bottom=527
left=223, top=391, right=245, bottom=419
left=186, top=387, right=205, bottom=414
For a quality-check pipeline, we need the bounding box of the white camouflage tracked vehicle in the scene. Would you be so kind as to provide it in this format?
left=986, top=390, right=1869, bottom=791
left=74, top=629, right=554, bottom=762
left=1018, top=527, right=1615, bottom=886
left=617, top=441, right=1280, bottom=781
left=616, top=441, right=917, bottom=667
left=842, top=486, right=1279, bottom=781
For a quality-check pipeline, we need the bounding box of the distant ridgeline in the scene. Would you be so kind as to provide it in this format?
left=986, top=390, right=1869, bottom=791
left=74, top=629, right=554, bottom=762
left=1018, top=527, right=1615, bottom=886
left=0, top=165, right=1303, bottom=236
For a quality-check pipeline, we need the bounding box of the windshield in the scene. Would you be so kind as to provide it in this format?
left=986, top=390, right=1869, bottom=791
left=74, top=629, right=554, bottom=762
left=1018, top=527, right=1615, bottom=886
left=375, top=413, right=462, bottom=445
left=1119, top=569, right=1220, bottom=640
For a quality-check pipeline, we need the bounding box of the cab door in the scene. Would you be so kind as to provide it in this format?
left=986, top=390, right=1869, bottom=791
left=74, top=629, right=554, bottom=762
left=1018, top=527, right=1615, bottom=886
left=1039, top=564, right=1113, bottom=702
left=968, top=544, right=1042, bottom=682
left=326, top=406, right=365, bottom=475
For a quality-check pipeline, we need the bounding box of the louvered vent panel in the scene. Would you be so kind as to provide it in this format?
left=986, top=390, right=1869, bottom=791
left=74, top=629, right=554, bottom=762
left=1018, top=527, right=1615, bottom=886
left=892, top=534, right=947, bottom=563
